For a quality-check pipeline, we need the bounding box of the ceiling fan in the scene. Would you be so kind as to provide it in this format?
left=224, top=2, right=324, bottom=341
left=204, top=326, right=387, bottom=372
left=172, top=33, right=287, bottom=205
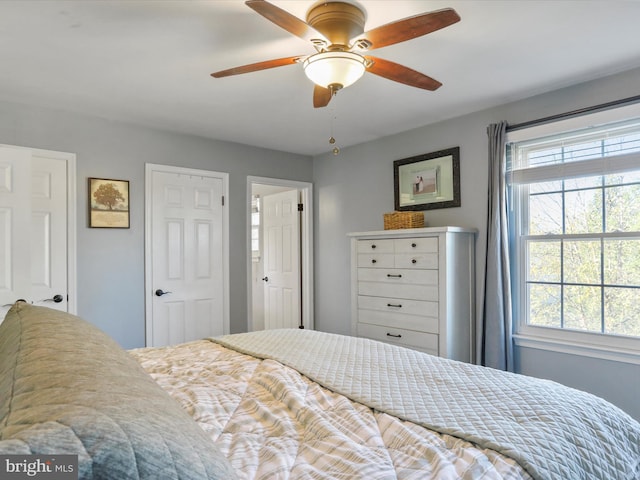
left=211, top=0, right=460, bottom=108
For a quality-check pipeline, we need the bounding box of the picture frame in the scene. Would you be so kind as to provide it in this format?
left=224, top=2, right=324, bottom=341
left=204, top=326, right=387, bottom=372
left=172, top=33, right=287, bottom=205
left=88, top=178, right=130, bottom=228
left=393, top=147, right=460, bottom=211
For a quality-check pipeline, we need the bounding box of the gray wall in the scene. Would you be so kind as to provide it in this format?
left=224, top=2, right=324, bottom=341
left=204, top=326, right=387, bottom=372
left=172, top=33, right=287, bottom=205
left=312, top=66, right=640, bottom=420
left=0, top=101, right=312, bottom=348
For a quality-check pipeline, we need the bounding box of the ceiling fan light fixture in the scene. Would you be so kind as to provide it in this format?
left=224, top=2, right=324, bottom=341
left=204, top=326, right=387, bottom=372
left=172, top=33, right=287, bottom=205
left=303, top=51, right=366, bottom=90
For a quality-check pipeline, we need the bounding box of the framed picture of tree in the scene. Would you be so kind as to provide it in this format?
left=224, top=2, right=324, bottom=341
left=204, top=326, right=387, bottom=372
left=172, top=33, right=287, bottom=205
left=88, top=178, right=130, bottom=228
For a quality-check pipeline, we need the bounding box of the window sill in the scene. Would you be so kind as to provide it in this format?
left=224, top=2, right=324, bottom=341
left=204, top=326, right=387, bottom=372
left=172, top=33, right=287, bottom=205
left=513, top=333, right=640, bottom=365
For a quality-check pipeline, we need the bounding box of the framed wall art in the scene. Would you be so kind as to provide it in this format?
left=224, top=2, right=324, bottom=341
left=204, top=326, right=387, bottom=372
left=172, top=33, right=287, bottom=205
left=393, top=147, right=460, bottom=211
left=88, top=177, right=130, bottom=228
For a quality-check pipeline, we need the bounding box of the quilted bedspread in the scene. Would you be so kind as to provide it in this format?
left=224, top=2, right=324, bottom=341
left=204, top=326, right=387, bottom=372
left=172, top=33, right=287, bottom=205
left=132, top=336, right=531, bottom=479
left=209, top=329, right=640, bottom=480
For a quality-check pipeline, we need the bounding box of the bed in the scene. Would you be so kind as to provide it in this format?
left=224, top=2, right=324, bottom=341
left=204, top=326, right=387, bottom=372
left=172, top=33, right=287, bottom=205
left=1, top=303, right=639, bottom=480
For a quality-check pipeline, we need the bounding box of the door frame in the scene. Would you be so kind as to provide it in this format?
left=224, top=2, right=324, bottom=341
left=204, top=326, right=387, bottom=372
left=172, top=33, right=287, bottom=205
left=144, top=163, right=230, bottom=346
left=0, top=143, right=77, bottom=314
left=246, top=176, right=314, bottom=331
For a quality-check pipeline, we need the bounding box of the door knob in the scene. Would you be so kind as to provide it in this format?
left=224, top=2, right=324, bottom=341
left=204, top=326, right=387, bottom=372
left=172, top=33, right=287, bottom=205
left=155, top=289, right=172, bottom=297
left=261, top=276, right=269, bottom=282
left=43, top=294, right=64, bottom=303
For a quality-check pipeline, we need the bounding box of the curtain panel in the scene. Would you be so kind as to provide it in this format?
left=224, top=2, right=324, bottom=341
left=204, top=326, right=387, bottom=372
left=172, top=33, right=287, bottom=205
left=481, top=121, right=513, bottom=371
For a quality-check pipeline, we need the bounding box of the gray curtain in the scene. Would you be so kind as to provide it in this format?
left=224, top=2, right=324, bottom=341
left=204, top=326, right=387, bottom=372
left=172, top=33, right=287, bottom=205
left=481, top=121, right=513, bottom=371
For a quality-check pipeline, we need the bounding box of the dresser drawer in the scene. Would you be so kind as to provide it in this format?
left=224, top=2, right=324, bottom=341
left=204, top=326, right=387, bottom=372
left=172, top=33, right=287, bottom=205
left=394, top=237, right=438, bottom=254
left=357, top=253, right=395, bottom=268
left=357, top=307, right=439, bottom=334
left=357, top=295, right=438, bottom=317
left=357, top=268, right=438, bottom=286
left=357, top=239, right=394, bottom=253
left=395, top=253, right=438, bottom=269
left=357, top=322, right=439, bottom=356
left=358, top=281, right=438, bottom=301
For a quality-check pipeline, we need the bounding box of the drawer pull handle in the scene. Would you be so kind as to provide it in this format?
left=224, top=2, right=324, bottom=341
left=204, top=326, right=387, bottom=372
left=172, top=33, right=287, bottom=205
left=371, top=259, right=377, bottom=264
left=387, top=274, right=402, bottom=278
left=387, top=303, right=402, bottom=308
left=411, top=259, right=417, bottom=264
left=411, top=243, right=417, bottom=248
left=386, top=333, right=402, bottom=338
left=371, top=244, right=377, bottom=249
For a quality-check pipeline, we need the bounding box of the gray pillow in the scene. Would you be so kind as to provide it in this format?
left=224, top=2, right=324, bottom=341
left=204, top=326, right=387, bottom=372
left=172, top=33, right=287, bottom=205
left=0, top=303, right=238, bottom=480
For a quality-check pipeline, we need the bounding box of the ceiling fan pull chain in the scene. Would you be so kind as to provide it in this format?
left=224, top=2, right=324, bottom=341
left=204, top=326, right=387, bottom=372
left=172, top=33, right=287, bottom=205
left=329, top=103, right=340, bottom=155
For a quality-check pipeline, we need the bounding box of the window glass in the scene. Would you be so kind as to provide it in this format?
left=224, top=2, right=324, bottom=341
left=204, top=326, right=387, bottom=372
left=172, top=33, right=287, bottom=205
left=529, top=192, right=563, bottom=235
left=604, top=287, right=640, bottom=336
left=251, top=195, right=260, bottom=261
left=605, top=183, right=640, bottom=231
left=527, top=240, right=561, bottom=283
left=563, top=240, right=600, bottom=285
left=527, top=284, right=561, bottom=328
left=563, top=285, right=602, bottom=332
left=564, top=188, right=602, bottom=234
left=603, top=239, right=640, bottom=285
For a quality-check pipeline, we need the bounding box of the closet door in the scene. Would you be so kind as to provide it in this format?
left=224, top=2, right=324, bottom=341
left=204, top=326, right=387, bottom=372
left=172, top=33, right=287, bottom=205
left=0, top=145, right=70, bottom=320
left=146, top=165, right=228, bottom=347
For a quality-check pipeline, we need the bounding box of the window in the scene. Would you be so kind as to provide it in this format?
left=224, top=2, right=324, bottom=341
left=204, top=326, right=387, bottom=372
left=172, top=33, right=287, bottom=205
left=507, top=106, right=640, bottom=363
left=251, top=194, right=261, bottom=262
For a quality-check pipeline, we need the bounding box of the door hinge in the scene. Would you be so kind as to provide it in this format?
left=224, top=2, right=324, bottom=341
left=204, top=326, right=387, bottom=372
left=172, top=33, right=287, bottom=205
left=298, top=203, right=303, bottom=212
left=222, top=195, right=225, bottom=206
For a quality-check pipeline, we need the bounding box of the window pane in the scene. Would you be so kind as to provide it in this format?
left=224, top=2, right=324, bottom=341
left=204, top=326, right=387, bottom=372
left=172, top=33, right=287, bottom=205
left=530, top=180, right=562, bottom=195
left=529, top=192, right=562, bottom=235
left=563, top=285, right=602, bottom=332
left=605, top=184, right=640, bottom=232
left=564, top=189, right=602, bottom=234
left=528, top=283, right=561, bottom=327
left=527, top=147, right=562, bottom=167
left=604, top=239, right=640, bottom=285
left=604, top=132, right=640, bottom=156
left=563, top=140, right=602, bottom=163
left=563, top=240, right=600, bottom=285
left=528, top=240, right=561, bottom=282
left=604, top=287, right=640, bottom=336
left=604, top=171, right=640, bottom=185
left=564, top=176, right=601, bottom=191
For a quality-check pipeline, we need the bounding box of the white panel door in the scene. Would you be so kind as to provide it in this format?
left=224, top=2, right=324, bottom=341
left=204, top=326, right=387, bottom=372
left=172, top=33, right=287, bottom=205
left=149, top=168, right=226, bottom=346
left=262, top=189, right=300, bottom=329
left=0, top=146, right=69, bottom=320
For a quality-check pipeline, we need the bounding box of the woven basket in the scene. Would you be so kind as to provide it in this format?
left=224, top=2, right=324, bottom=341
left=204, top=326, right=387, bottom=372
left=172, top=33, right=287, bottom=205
left=383, top=211, right=425, bottom=230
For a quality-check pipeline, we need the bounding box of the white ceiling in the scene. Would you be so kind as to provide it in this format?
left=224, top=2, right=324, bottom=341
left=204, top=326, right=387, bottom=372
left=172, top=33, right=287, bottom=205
left=2, top=1, right=640, bottom=156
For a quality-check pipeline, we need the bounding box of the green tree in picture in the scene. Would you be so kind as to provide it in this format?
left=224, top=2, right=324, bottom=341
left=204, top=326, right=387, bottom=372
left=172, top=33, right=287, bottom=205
left=93, top=183, right=125, bottom=211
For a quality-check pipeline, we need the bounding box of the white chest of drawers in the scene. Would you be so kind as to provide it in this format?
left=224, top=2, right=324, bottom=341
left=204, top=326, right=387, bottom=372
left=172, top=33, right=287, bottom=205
left=349, top=227, right=476, bottom=362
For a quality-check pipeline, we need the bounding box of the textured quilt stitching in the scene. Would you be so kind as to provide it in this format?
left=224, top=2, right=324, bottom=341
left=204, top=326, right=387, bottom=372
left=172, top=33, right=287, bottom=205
left=211, top=329, right=640, bottom=480
left=0, top=304, right=25, bottom=437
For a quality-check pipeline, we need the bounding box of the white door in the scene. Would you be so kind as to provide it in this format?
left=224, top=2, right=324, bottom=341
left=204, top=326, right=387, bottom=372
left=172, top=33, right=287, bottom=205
left=146, top=165, right=228, bottom=346
left=262, top=189, right=301, bottom=329
left=0, top=145, right=73, bottom=320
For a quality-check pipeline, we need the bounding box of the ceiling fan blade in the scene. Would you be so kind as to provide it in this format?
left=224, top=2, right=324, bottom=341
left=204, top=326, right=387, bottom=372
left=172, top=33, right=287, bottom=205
left=211, top=56, right=302, bottom=78
left=355, top=8, right=460, bottom=51
left=313, top=85, right=333, bottom=108
left=245, top=0, right=326, bottom=43
left=365, top=56, right=442, bottom=91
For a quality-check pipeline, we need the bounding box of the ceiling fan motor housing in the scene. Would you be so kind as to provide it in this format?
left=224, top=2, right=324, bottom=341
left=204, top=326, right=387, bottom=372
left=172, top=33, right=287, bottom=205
left=306, top=2, right=365, bottom=49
